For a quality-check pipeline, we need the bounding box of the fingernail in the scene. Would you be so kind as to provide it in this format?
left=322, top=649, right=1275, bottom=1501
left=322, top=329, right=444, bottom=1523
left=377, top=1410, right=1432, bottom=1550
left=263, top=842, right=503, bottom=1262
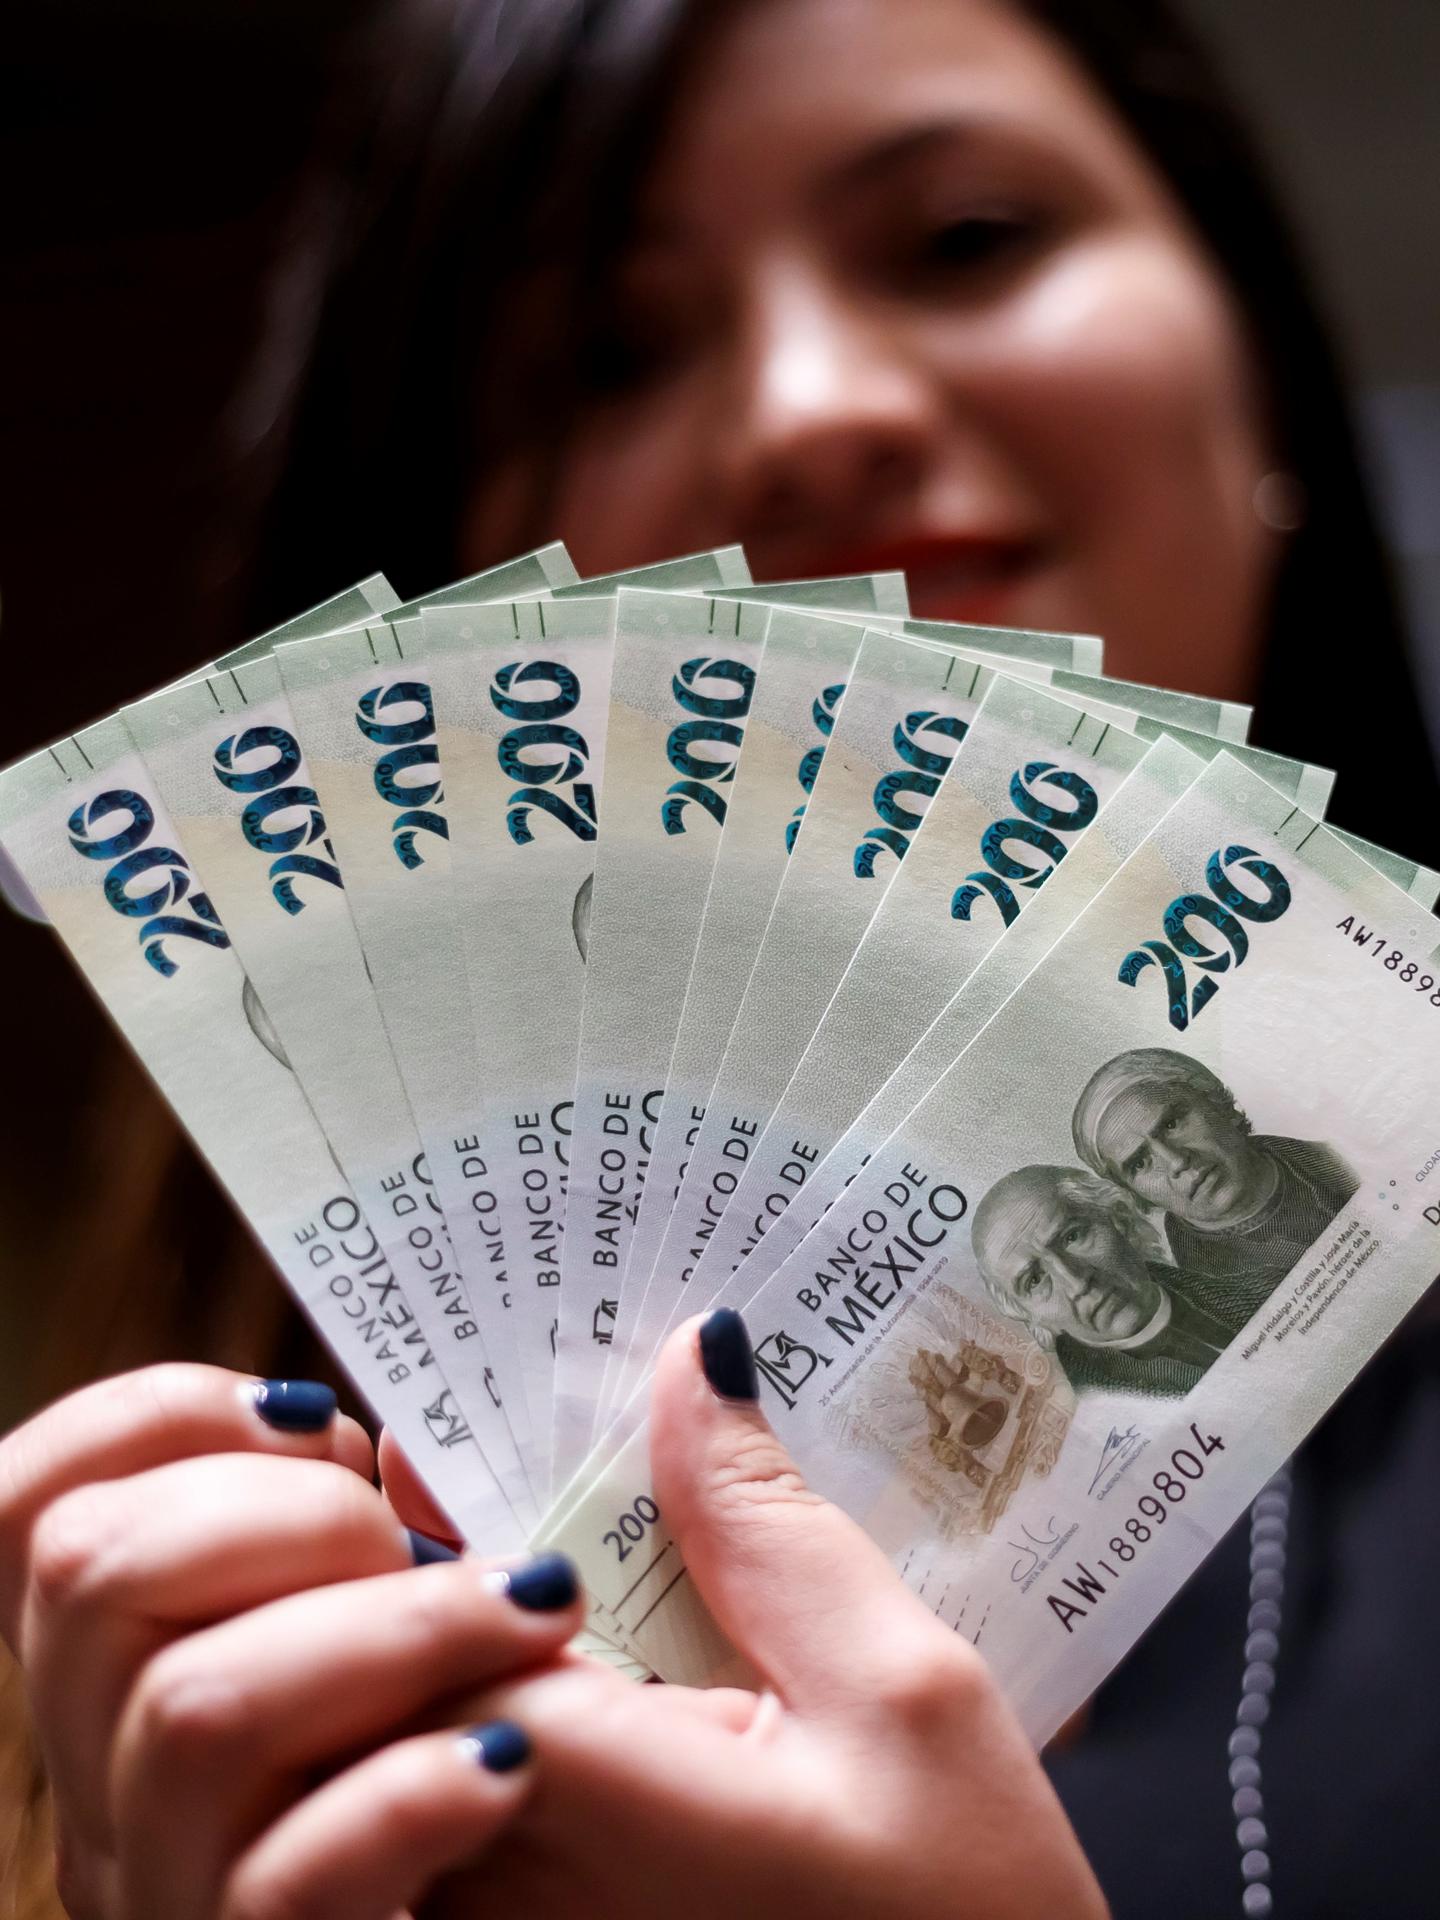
left=408, top=1529, right=462, bottom=1566
left=486, top=1552, right=580, bottom=1611
left=251, top=1380, right=337, bottom=1432
left=699, top=1308, right=758, bottom=1402
left=461, top=1719, right=531, bottom=1774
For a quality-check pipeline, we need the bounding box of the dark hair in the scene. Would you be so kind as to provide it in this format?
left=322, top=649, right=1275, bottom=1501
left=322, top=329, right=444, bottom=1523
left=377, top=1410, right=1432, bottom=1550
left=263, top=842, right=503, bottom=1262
left=247, top=0, right=1436, bottom=848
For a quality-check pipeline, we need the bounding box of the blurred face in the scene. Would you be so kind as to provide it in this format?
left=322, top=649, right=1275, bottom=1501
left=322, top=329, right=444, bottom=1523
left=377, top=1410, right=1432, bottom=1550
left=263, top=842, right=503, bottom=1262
left=467, top=0, right=1280, bottom=697
left=976, top=1169, right=1163, bottom=1345
left=1094, top=1081, right=1268, bottom=1228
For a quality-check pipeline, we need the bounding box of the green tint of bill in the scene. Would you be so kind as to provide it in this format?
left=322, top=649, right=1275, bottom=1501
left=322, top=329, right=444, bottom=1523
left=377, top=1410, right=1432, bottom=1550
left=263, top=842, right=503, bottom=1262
left=897, top=626, right=1247, bottom=745
left=560, top=576, right=948, bottom=1474
left=1047, top=669, right=1250, bottom=743
left=897, top=615, right=1104, bottom=674
left=0, top=720, right=524, bottom=1551
left=593, top=718, right=1335, bottom=1471
left=412, top=547, right=761, bottom=1494
left=689, top=675, right=1153, bottom=1290
left=652, top=675, right=1328, bottom=1351
left=545, top=734, right=1209, bottom=1532
left=216, top=573, right=404, bottom=672
left=1330, top=827, right=1440, bottom=907
left=610, top=616, right=1122, bottom=1424
left=551, top=590, right=775, bottom=1488
left=274, top=616, right=537, bottom=1477
left=387, top=545, right=580, bottom=619
left=541, top=752, right=1440, bottom=1743
left=424, top=595, right=617, bottom=1488
left=751, top=736, right=1210, bottom=1289
left=223, top=545, right=580, bottom=1497
left=0, top=576, right=405, bottom=925
left=639, top=631, right=1017, bottom=1345
left=1138, top=724, right=1334, bottom=814
left=750, top=756, right=1418, bottom=1301
left=721, top=572, right=910, bottom=616
left=216, top=547, right=578, bottom=675
left=122, top=655, right=537, bottom=1530
left=608, top=605, right=872, bottom=1421
left=552, top=547, right=752, bottom=599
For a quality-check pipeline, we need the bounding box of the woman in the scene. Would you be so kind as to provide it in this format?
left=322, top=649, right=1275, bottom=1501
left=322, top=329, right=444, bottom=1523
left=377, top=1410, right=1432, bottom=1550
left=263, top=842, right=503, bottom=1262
left=5, top=1, right=1437, bottom=1914
left=256, top=0, right=1436, bottom=840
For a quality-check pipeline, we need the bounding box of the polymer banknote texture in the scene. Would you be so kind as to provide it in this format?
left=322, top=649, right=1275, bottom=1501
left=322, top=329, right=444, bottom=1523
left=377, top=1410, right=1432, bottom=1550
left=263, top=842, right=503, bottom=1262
left=541, top=754, right=1440, bottom=1741
left=8, top=545, right=1433, bottom=1724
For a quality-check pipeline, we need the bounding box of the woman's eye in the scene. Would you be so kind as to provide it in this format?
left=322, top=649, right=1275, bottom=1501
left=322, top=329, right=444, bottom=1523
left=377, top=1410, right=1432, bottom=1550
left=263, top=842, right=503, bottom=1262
left=579, top=324, right=670, bottom=396
left=919, top=214, right=1034, bottom=276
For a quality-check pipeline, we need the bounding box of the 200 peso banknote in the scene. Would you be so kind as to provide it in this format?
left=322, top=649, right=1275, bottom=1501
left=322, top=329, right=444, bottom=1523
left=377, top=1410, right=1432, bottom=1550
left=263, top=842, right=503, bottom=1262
left=0, top=715, right=527, bottom=1551
left=539, top=750, right=1440, bottom=1744
left=269, top=547, right=583, bottom=1503
left=605, top=614, right=1124, bottom=1438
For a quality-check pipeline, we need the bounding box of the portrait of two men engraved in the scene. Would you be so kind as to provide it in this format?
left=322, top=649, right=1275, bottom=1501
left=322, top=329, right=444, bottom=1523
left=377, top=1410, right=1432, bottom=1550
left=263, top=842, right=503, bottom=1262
left=971, top=1047, right=1361, bottom=1401
left=829, top=1046, right=1363, bottom=1543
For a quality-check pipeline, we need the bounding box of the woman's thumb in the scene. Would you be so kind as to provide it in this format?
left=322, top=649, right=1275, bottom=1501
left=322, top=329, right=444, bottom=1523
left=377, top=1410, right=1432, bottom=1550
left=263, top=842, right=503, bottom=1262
left=649, top=1310, right=943, bottom=1715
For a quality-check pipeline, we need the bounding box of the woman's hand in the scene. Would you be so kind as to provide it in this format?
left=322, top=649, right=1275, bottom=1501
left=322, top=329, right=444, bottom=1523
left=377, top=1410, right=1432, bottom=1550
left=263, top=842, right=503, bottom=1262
left=4, top=1337, right=1107, bottom=1919
left=0, top=1364, right=588, bottom=1920
left=391, top=1312, right=1111, bottom=1920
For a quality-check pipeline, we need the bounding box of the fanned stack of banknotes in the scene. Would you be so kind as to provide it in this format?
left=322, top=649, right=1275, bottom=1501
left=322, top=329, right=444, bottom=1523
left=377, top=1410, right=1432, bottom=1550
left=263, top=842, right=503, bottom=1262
left=4, top=541, right=1439, bottom=1743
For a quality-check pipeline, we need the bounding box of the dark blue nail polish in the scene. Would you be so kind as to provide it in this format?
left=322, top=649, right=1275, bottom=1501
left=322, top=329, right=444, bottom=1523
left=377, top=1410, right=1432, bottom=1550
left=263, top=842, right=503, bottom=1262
left=252, top=1380, right=337, bottom=1432
left=699, top=1308, right=758, bottom=1401
left=408, top=1529, right=462, bottom=1566
left=493, top=1552, right=580, bottom=1612
left=463, top=1719, right=531, bottom=1774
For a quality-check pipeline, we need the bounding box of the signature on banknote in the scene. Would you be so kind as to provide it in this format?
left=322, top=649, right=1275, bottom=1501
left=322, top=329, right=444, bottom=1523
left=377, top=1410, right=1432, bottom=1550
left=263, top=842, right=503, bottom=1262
left=1088, top=1423, right=1142, bottom=1496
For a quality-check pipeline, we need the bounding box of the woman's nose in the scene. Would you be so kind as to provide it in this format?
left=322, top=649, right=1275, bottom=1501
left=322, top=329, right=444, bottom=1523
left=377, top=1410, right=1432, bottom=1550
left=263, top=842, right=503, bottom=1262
left=720, top=257, right=937, bottom=533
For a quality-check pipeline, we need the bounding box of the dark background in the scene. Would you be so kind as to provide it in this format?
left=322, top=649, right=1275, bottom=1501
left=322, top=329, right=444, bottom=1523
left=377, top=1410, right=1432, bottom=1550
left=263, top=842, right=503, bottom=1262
left=2, top=0, right=1437, bottom=1428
